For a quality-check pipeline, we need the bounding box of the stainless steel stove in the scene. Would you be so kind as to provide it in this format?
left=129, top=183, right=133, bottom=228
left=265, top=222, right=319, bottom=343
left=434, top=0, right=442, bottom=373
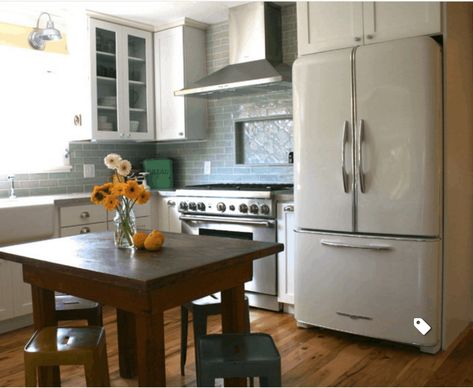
left=176, top=183, right=292, bottom=218
left=176, top=183, right=293, bottom=311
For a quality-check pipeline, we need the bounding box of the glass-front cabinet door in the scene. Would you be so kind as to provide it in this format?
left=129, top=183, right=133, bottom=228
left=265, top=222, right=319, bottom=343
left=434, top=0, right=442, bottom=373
left=123, top=28, right=154, bottom=140
left=90, top=19, right=154, bottom=141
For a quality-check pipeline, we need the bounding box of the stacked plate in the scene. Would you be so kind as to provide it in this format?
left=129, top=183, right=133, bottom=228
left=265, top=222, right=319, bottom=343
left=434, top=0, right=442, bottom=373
left=98, top=96, right=117, bottom=107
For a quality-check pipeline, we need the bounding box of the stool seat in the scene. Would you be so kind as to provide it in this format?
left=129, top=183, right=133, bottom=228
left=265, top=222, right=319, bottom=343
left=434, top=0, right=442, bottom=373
left=55, top=294, right=103, bottom=326
left=24, top=326, right=110, bottom=386
left=196, top=333, right=281, bottom=387
left=180, top=293, right=250, bottom=376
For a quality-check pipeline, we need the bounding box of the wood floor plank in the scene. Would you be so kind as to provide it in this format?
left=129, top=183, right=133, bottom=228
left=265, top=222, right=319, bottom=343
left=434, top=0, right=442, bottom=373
left=0, top=306, right=472, bottom=387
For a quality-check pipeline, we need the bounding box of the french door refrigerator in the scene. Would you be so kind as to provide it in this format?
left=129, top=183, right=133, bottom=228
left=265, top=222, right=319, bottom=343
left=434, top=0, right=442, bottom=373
left=293, top=36, right=442, bottom=353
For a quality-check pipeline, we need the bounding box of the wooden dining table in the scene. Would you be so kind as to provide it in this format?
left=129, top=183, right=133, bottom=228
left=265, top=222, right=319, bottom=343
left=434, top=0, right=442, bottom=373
left=0, top=231, right=283, bottom=387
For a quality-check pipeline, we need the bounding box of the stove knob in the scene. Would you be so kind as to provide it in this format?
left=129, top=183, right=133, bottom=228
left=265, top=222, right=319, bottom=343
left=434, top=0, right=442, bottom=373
left=197, top=202, right=206, bottom=211
left=188, top=202, right=197, bottom=211
left=179, top=201, right=188, bottom=211
left=217, top=202, right=226, bottom=212
left=249, top=204, right=259, bottom=214
left=239, top=204, right=248, bottom=213
left=260, top=204, right=270, bottom=215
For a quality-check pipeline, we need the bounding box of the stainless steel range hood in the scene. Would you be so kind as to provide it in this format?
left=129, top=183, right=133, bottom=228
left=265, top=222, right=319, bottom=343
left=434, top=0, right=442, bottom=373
left=175, top=2, right=291, bottom=97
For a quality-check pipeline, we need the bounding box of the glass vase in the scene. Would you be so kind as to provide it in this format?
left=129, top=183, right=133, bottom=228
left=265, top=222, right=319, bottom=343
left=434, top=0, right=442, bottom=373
left=113, top=204, right=136, bottom=249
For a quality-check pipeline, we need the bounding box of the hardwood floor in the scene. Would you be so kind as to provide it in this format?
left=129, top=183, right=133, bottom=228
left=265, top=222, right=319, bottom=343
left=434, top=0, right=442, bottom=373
left=0, top=305, right=472, bottom=386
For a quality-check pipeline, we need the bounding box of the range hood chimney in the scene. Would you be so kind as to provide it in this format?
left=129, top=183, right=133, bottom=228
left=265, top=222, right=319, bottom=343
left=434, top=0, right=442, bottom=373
left=175, top=2, right=291, bottom=97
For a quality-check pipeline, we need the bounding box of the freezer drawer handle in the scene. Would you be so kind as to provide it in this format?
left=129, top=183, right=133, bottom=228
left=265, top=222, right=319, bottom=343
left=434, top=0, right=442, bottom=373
left=179, top=214, right=275, bottom=227
left=337, top=311, right=373, bottom=321
left=341, top=120, right=349, bottom=193
left=321, top=240, right=392, bottom=251
left=358, top=119, right=366, bottom=193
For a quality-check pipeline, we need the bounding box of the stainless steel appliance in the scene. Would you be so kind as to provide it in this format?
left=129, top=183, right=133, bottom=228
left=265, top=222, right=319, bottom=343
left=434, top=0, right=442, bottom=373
left=293, top=36, right=442, bottom=352
left=176, top=183, right=292, bottom=311
left=175, top=2, right=291, bottom=97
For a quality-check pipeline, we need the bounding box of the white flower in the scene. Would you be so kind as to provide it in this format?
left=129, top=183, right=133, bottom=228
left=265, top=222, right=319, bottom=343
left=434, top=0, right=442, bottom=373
left=104, top=153, right=122, bottom=169
left=117, top=159, right=132, bottom=176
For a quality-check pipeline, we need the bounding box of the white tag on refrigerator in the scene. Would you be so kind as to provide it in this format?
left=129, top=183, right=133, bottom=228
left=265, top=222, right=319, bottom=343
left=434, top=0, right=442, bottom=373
left=413, top=318, right=431, bottom=335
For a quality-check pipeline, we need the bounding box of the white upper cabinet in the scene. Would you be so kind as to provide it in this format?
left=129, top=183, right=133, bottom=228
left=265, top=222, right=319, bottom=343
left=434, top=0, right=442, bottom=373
left=154, top=26, right=207, bottom=141
left=297, top=2, right=363, bottom=56
left=362, top=2, right=442, bottom=44
left=90, top=19, right=154, bottom=141
left=297, top=2, right=442, bottom=55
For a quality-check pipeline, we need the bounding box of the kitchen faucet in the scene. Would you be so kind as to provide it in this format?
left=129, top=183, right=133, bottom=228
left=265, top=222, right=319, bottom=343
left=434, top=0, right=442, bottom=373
left=7, top=175, right=16, bottom=199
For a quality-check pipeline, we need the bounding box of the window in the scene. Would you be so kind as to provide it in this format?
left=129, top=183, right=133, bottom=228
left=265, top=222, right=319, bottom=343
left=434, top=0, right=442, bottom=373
left=0, top=45, right=75, bottom=173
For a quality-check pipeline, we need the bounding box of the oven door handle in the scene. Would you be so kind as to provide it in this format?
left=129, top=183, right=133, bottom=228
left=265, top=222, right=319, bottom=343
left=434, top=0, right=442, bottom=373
left=179, top=214, right=275, bottom=227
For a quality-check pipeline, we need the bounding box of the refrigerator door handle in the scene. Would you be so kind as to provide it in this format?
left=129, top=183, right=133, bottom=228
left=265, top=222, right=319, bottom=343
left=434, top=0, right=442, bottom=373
left=321, top=239, right=392, bottom=251
left=341, top=120, right=349, bottom=193
left=358, top=119, right=366, bottom=193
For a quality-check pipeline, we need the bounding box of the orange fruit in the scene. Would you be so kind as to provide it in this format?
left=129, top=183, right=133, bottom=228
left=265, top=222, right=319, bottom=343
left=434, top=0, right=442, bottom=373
left=144, top=230, right=165, bottom=251
left=133, top=231, right=148, bottom=249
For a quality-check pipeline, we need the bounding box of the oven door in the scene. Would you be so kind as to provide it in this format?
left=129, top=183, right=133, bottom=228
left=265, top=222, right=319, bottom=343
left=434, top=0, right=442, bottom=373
left=180, top=214, right=277, bottom=296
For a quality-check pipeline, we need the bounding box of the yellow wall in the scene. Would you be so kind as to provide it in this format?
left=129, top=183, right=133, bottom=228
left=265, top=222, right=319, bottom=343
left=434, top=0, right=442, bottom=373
left=0, top=21, right=68, bottom=53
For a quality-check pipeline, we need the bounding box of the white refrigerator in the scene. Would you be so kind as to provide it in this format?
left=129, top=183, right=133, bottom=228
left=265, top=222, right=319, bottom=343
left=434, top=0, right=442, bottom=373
left=293, top=36, right=443, bottom=353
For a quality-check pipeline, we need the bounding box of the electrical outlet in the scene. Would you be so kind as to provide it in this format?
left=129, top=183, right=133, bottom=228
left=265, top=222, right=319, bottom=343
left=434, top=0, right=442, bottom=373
left=83, top=164, right=95, bottom=178
left=204, top=161, right=211, bottom=175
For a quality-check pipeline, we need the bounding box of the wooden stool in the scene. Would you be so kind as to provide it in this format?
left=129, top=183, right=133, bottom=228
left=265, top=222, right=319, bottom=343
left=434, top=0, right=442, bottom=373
left=55, top=294, right=103, bottom=326
left=24, top=326, right=110, bottom=387
left=180, top=293, right=250, bottom=376
left=196, top=333, right=281, bottom=387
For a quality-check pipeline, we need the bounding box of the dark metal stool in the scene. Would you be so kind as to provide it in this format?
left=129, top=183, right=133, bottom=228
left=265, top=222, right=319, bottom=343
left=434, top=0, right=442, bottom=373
left=196, top=333, right=281, bottom=387
left=180, top=293, right=250, bottom=376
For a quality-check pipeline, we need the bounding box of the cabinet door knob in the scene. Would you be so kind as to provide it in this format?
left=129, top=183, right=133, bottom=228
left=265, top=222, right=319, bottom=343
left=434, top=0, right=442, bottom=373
left=80, top=211, right=90, bottom=219
left=366, top=34, right=374, bottom=40
left=283, top=205, right=294, bottom=212
left=80, top=227, right=91, bottom=234
left=167, top=200, right=176, bottom=207
left=354, top=36, right=361, bottom=42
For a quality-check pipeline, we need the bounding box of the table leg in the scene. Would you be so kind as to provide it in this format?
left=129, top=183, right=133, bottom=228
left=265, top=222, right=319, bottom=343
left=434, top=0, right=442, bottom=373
left=116, top=309, right=137, bottom=378
left=135, top=311, right=165, bottom=386
left=30, top=285, right=60, bottom=387
left=221, top=284, right=247, bottom=387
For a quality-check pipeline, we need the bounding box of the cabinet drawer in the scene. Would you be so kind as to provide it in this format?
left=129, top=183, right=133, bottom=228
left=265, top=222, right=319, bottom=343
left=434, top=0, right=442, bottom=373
left=61, top=222, right=108, bottom=237
left=60, top=204, right=106, bottom=227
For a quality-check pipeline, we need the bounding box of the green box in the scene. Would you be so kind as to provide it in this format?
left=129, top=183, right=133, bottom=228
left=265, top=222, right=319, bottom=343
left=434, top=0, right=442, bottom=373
left=143, top=159, right=174, bottom=189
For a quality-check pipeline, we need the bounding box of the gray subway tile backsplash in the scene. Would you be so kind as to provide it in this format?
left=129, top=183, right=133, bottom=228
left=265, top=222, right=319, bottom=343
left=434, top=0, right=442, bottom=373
left=0, top=4, right=296, bottom=198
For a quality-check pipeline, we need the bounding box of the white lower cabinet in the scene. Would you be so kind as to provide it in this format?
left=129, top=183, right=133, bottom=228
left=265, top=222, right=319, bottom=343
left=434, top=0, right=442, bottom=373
left=277, top=202, right=295, bottom=306
left=9, top=262, right=33, bottom=316
left=60, top=203, right=108, bottom=237
left=0, top=259, right=33, bottom=331
left=61, top=222, right=108, bottom=237
left=0, top=260, right=14, bottom=321
left=156, top=196, right=181, bottom=233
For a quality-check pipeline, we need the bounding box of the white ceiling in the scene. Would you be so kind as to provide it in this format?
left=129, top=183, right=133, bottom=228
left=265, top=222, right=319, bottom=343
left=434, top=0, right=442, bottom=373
left=0, top=1, right=248, bottom=27
left=83, top=1, right=246, bottom=26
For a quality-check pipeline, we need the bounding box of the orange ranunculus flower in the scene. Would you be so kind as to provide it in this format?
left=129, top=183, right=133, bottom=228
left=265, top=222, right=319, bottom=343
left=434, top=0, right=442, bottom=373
left=124, top=180, right=140, bottom=200
left=136, top=188, right=151, bottom=205
left=112, top=182, right=127, bottom=196
left=91, top=186, right=106, bottom=204
left=103, top=194, right=119, bottom=211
